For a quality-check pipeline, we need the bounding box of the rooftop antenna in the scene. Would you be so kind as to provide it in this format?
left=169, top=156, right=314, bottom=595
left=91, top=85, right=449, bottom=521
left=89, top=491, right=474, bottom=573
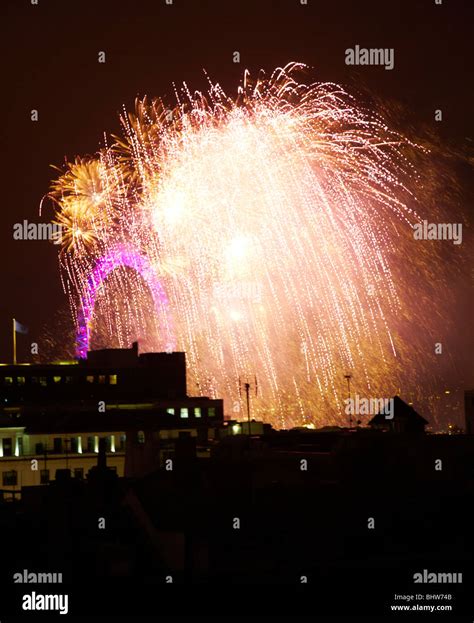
left=238, top=376, right=258, bottom=441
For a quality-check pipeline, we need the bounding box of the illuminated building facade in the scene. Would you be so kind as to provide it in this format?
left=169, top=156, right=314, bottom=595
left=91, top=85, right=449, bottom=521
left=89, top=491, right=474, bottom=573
left=0, top=344, right=223, bottom=495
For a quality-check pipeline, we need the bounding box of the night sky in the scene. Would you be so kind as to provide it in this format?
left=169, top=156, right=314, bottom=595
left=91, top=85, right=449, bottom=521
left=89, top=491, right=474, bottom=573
left=1, top=0, right=472, bottom=415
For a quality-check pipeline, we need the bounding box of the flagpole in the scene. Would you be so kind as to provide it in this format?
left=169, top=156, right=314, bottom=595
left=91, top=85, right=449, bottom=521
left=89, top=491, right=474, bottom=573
left=12, top=318, right=17, bottom=365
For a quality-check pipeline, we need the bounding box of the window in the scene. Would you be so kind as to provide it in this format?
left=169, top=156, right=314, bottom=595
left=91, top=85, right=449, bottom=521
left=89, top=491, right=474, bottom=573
left=208, top=407, right=216, bottom=417
left=86, top=376, right=94, bottom=384
left=35, top=442, right=45, bottom=454
left=194, top=407, right=202, bottom=418
left=106, top=435, right=115, bottom=452
left=2, top=438, right=12, bottom=457
left=70, top=437, right=79, bottom=453
left=3, top=470, right=17, bottom=486
left=40, top=469, right=49, bottom=484
left=16, top=437, right=23, bottom=456
left=30, top=376, right=39, bottom=385
left=53, top=438, right=62, bottom=454
left=98, top=375, right=106, bottom=384
left=4, top=376, right=13, bottom=386
left=39, top=377, right=48, bottom=387
left=17, top=376, right=25, bottom=385
left=137, top=431, right=145, bottom=444
left=53, top=376, right=61, bottom=384
left=180, top=408, right=189, bottom=419
left=87, top=436, right=95, bottom=453
left=109, top=374, right=117, bottom=385
left=65, top=376, right=74, bottom=384
left=166, top=408, right=175, bottom=415
left=55, top=468, right=70, bottom=479
left=119, top=434, right=126, bottom=451
left=74, top=468, right=83, bottom=480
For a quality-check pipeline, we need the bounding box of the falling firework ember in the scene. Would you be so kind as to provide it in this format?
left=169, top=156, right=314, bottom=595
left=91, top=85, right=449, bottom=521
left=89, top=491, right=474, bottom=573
left=49, top=62, right=450, bottom=428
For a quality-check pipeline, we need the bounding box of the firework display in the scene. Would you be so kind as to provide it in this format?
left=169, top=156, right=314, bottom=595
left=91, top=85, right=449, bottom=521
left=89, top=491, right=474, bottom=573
left=49, top=63, right=444, bottom=428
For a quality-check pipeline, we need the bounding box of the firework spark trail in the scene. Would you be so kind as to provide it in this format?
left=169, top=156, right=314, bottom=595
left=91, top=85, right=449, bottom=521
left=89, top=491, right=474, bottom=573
left=49, top=62, right=438, bottom=428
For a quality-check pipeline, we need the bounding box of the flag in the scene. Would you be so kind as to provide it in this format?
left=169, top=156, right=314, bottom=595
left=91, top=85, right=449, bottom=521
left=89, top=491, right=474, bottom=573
left=14, top=319, right=28, bottom=334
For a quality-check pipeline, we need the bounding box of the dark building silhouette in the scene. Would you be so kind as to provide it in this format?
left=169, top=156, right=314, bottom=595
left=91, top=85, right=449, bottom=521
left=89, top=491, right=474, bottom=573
left=0, top=341, right=188, bottom=408
left=0, top=344, right=223, bottom=491
left=368, top=395, right=428, bottom=433
left=464, top=389, right=474, bottom=434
